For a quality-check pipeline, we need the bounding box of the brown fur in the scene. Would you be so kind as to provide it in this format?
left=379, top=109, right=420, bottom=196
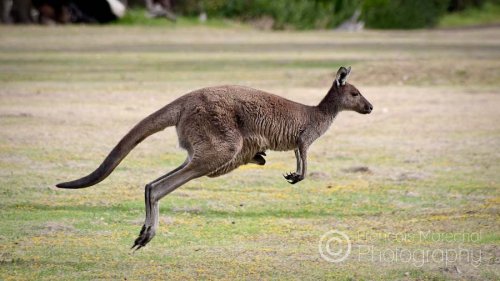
left=56, top=66, right=373, bottom=249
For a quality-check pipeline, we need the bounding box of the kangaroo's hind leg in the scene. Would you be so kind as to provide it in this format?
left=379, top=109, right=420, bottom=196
left=152, top=158, right=190, bottom=183
left=132, top=161, right=205, bottom=250
left=132, top=138, right=243, bottom=250
left=132, top=158, right=189, bottom=250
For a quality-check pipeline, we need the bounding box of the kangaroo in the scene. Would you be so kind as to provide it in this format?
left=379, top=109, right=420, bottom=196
left=56, top=66, right=373, bottom=250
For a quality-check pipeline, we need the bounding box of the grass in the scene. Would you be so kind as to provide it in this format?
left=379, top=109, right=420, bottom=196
left=439, top=2, right=500, bottom=28
left=0, top=25, right=499, bottom=280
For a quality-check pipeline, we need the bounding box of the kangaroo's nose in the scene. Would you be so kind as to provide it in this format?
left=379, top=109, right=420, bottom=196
left=365, top=105, right=373, bottom=111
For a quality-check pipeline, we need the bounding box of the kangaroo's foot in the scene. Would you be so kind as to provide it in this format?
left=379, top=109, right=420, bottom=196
left=283, top=172, right=304, bottom=184
left=131, top=224, right=156, bottom=251
left=250, top=151, right=266, bottom=165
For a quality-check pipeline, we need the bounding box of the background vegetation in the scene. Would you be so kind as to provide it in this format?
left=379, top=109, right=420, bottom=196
left=362, top=0, right=449, bottom=29
left=439, top=1, right=500, bottom=27
left=125, top=0, right=500, bottom=29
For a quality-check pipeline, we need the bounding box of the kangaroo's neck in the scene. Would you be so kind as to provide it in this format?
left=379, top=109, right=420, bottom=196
left=316, top=84, right=341, bottom=117
left=299, top=85, right=341, bottom=140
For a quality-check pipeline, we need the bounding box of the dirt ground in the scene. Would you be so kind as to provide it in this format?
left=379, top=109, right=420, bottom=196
left=0, top=26, right=499, bottom=280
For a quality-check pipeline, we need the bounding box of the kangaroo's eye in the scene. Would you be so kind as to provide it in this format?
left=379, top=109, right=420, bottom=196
left=352, top=93, right=359, bottom=97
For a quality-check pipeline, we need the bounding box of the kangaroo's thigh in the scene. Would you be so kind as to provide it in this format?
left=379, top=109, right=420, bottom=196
left=178, top=113, right=242, bottom=163
left=186, top=132, right=243, bottom=174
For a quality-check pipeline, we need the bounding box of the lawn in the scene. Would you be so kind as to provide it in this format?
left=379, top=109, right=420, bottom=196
left=0, top=25, right=499, bottom=280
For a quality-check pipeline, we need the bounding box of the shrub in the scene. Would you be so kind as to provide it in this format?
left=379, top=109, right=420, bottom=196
left=362, top=0, right=449, bottom=29
left=448, top=0, right=486, bottom=12
left=139, top=0, right=492, bottom=30
left=173, top=0, right=362, bottom=30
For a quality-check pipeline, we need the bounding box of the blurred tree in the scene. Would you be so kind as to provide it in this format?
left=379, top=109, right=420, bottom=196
left=0, top=0, right=8, bottom=22
left=11, top=0, right=33, bottom=23
left=448, top=0, right=485, bottom=11
left=172, top=0, right=362, bottom=29
left=363, top=0, right=448, bottom=29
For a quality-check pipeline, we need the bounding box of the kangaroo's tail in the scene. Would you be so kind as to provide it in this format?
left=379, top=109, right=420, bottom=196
left=56, top=102, right=180, bottom=189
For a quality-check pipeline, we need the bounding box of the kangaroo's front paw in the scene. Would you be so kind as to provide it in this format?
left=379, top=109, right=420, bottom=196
left=283, top=172, right=304, bottom=184
left=131, top=224, right=156, bottom=251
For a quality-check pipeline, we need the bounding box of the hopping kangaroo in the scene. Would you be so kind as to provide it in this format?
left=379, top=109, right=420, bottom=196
left=57, top=66, right=373, bottom=250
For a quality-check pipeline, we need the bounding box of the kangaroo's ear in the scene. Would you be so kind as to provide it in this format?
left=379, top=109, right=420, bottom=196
left=336, top=66, right=351, bottom=86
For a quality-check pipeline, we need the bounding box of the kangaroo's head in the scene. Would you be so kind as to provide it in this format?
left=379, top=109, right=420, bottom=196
left=334, top=66, right=373, bottom=114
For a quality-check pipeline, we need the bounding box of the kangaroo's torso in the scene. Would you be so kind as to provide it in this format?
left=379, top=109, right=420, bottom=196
left=174, top=85, right=333, bottom=176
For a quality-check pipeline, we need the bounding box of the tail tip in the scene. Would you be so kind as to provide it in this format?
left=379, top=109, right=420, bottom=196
left=56, top=182, right=75, bottom=188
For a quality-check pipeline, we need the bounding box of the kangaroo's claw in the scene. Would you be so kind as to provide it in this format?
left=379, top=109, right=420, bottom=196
left=131, top=224, right=156, bottom=251
left=283, top=172, right=304, bottom=184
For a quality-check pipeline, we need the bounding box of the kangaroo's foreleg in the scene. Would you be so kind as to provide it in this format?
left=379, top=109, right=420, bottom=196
left=284, top=142, right=308, bottom=184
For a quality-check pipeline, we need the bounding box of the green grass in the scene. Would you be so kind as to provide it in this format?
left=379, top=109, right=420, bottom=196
left=0, top=26, right=499, bottom=280
left=439, top=2, right=500, bottom=28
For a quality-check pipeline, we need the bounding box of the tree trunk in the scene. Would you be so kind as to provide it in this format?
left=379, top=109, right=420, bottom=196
left=11, top=0, right=32, bottom=23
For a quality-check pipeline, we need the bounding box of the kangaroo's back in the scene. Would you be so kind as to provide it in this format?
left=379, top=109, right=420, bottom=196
left=189, top=85, right=311, bottom=141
